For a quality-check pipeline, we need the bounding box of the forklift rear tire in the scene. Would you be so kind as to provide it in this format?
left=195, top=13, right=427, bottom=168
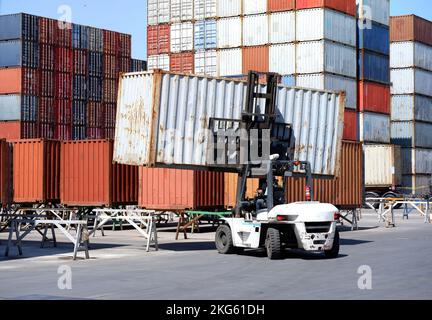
left=324, top=230, right=340, bottom=259
left=265, top=228, right=281, bottom=260
left=215, top=225, right=237, bottom=254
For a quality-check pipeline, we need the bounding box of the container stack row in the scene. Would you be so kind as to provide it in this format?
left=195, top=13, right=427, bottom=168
left=0, top=13, right=141, bottom=141
left=390, top=15, right=432, bottom=195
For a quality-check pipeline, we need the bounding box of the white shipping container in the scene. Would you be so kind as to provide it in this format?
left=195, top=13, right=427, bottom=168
left=391, top=121, right=432, bottom=149
left=218, top=48, right=242, bottom=76
left=296, top=73, right=357, bottom=109
left=148, top=54, right=170, bottom=71
left=194, top=0, right=216, bottom=20
left=269, top=11, right=295, bottom=44
left=114, top=70, right=345, bottom=176
left=243, top=0, right=267, bottom=15
left=148, top=0, right=158, bottom=25
left=391, top=95, right=432, bottom=123
left=170, top=0, right=194, bottom=22
left=217, top=17, right=242, bottom=48
left=243, top=14, right=268, bottom=47
left=170, top=22, right=194, bottom=53
left=364, top=144, right=402, bottom=187
left=402, top=175, right=432, bottom=195
left=195, top=50, right=217, bottom=76
left=296, top=8, right=356, bottom=47
left=217, top=0, right=242, bottom=17
left=357, top=0, right=390, bottom=26
left=359, top=112, right=391, bottom=143
left=296, top=40, right=357, bottom=78
left=269, top=44, right=295, bottom=75
left=391, top=68, right=432, bottom=97
left=401, top=148, right=432, bottom=175
left=390, top=42, right=432, bottom=72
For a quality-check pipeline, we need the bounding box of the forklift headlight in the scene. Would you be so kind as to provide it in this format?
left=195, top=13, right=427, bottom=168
left=276, top=215, right=288, bottom=221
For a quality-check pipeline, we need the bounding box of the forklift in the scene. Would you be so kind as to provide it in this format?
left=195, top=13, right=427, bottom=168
left=214, top=71, right=341, bottom=260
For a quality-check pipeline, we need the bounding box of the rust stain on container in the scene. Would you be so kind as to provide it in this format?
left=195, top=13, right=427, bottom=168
left=390, top=15, right=432, bottom=46
left=139, top=167, right=225, bottom=210
left=60, top=140, right=138, bottom=207
left=12, top=139, right=60, bottom=203
left=242, top=46, right=269, bottom=74
left=0, top=139, right=12, bottom=205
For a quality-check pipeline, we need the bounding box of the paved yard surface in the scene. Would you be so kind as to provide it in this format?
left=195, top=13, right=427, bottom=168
left=0, top=210, right=431, bottom=300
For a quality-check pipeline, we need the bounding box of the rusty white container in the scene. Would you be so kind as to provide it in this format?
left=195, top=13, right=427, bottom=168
left=364, top=144, right=402, bottom=187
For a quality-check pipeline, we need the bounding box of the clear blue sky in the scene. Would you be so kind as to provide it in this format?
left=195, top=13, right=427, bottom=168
left=0, top=0, right=431, bottom=60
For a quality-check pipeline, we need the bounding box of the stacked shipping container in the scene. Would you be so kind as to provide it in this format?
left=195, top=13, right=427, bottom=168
left=390, top=15, right=432, bottom=195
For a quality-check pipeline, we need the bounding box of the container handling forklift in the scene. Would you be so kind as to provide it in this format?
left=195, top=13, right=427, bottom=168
left=214, top=71, right=340, bottom=260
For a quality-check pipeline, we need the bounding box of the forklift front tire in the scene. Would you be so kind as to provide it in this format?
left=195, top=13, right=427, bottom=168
left=265, top=228, right=281, bottom=260
left=215, top=225, right=237, bottom=254
left=324, top=230, right=340, bottom=259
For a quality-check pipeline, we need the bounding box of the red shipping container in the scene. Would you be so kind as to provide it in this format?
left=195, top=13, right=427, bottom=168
left=139, top=168, right=225, bottom=210
left=55, top=47, right=73, bottom=72
left=269, top=0, right=295, bottom=12
left=0, top=139, right=12, bottom=206
left=55, top=72, right=72, bottom=99
left=103, top=54, right=119, bottom=78
left=103, top=79, right=117, bottom=103
left=54, top=123, right=72, bottom=141
left=0, top=67, right=38, bottom=95
left=56, top=23, right=72, bottom=48
left=118, top=33, right=132, bottom=57
left=358, top=81, right=390, bottom=114
left=55, top=99, right=72, bottom=124
left=73, top=49, right=87, bottom=75
left=39, top=44, right=55, bottom=70
left=103, top=103, right=116, bottom=129
left=242, top=46, right=269, bottom=74
left=103, top=30, right=120, bottom=55
left=39, top=97, right=55, bottom=123
left=390, top=15, right=432, bottom=46
left=296, top=0, right=356, bottom=17
left=0, top=122, right=21, bottom=140
left=12, top=139, right=60, bottom=203
left=40, top=70, right=54, bottom=97
left=170, top=52, right=194, bottom=74
left=118, top=56, right=131, bottom=73
left=87, top=102, right=104, bottom=127
left=343, top=109, right=358, bottom=141
left=39, top=122, right=55, bottom=140
left=39, top=17, right=57, bottom=45
left=147, top=24, right=170, bottom=55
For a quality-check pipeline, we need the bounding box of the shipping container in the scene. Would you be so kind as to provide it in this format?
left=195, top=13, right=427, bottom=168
left=281, top=75, right=296, bottom=86
left=390, top=68, right=432, bottom=96
left=103, top=54, right=118, bottom=78
left=218, top=48, right=243, bottom=76
left=243, top=0, right=267, bottom=15
left=87, top=102, right=103, bottom=128
left=55, top=72, right=72, bottom=99
left=269, top=44, right=295, bottom=75
left=358, top=81, right=390, bottom=114
left=56, top=22, right=72, bottom=48
left=170, top=22, right=194, bottom=53
left=0, top=67, right=39, bottom=95
left=194, top=0, right=217, bottom=20
left=296, top=40, right=357, bottom=78
left=401, top=174, right=432, bottom=195
left=0, top=121, right=22, bottom=140
left=39, top=122, right=55, bottom=140
left=114, top=71, right=345, bottom=176
left=130, top=58, right=148, bottom=72
left=88, top=76, right=102, bottom=101
left=358, top=50, right=390, bottom=83
left=39, top=17, right=57, bottom=45
left=269, top=11, right=295, bottom=44
left=39, top=43, right=55, bottom=70
left=72, top=24, right=89, bottom=50
left=148, top=54, right=170, bottom=71
left=118, top=56, right=132, bottom=73
left=87, top=27, right=103, bottom=52
left=391, top=121, right=432, bottom=149
left=0, top=139, right=12, bottom=205
left=170, top=52, right=194, bottom=74
left=390, top=41, right=432, bottom=72
left=0, top=13, right=39, bottom=41
left=148, top=0, right=170, bottom=25
left=357, top=20, right=390, bottom=55
left=218, top=0, right=242, bottom=17
left=118, top=33, right=132, bottom=57
left=139, top=168, right=224, bottom=210
left=73, top=49, right=87, bottom=75
left=391, top=95, right=432, bottom=123
left=72, top=100, right=86, bottom=126
left=194, top=20, right=217, bottom=50
left=343, top=109, right=357, bottom=141
left=21, top=121, right=39, bottom=139
left=103, top=29, right=119, bottom=55
left=0, top=40, right=39, bottom=68
left=357, top=0, right=390, bottom=26
left=55, top=99, right=72, bottom=125
left=243, top=14, right=269, bottom=47
left=73, top=75, right=87, bottom=100
left=72, top=125, right=86, bottom=140
left=170, top=0, right=194, bottom=22
left=217, top=17, right=242, bottom=49
left=242, top=46, right=269, bottom=74
left=147, top=24, right=170, bottom=55
left=39, top=97, right=55, bottom=123
left=103, top=78, right=118, bottom=103
left=364, top=144, right=401, bottom=187
left=194, top=50, right=217, bottom=76
left=296, top=8, right=356, bottom=47
left=390, top=15, right=432, bottom=47
left=401, top=148, right=432, bottom=175
left=359, top=112, right=390, bottom=143
left=55, top=47, right=73, bottom=72
left=88, top=51, right=103, bottom=77
left=269, top=0, right=295, bottom=12
left=296, top=73, right=357, bottom=110
left=0, top=94, right=38, bottom=122
left=224, top=172, right=260, bottom=208
left=12, top=139, right=60, bottom=203
left=60, top=140, right=138, bottom=206
left=296, top=0, right=356, bottom=17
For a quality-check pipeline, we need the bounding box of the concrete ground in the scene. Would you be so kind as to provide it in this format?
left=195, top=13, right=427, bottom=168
left=0, top=209, right=431, bottom=300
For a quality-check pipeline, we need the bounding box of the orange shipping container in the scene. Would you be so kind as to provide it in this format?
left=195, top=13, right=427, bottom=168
left=390, top=15, right=432, bottom=47
left=0, top=139, right=12, bottom=205
left=358, top=81, right=390, bottom=114
left=343, top=109, right=358, bottom=141
left=296, top=0, right=356, bottom=17
left=224, top=173, right=260, bottom=208
left=0, top=121, right=22, bottom=140
left=269, top=0, right=296, bottom=12
left=170, top=52, right=194, bottom=74
left=60, top=140, right=138, bottom=207
left=242, top=46, right=269, bottom=74
left=12, top=139, right=60, bottom=203
left=139, top=168, right=224, bottom=210
left=0, top=67, right=39, bottom=95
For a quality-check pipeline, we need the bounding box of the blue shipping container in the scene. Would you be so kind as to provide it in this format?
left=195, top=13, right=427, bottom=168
left=72, top=24, right=89, bottom=50
left=0, top=13, right=39, bottom=42
left=0, top=39, right=39, bottom=68
left=72, top=101, right=87, bottom=126
left=72, top=126, right=86, bottom=140
left=88, top=76, right=102, bottom=101
left=87, top=27, right=103, bottom=52
left=357, top=20, right=390, bottom=55
left=194, top=20, right=216, bottom=50
left=358, top=50, right=390, bottom=83
left=88, top=51, right=103, bottom=77
left=73, top=75, right=88, bottom=100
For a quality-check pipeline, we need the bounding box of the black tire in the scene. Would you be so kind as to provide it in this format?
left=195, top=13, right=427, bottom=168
left=265, top=228, right=281, bottom=260
left=324, top=229, right=340, bottom=259
left=364, top=192, right=380, bottom=209
left=215, top=225, right=237, bottom=254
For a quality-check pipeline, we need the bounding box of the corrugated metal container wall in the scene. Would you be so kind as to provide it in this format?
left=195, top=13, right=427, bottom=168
left=0, top=94, right=37, bottom=121
left=170, top=0, right=194, bottom=22
left=358, top=81, right=390, bottom=114
left=357, top=0, right=390, bottom=26
left=224, top=172, right=259, bottom=208
left=390, top=15, right=432, bottom=46
left=296, top=8, right=356, bottom=47
left=0, top=122, right=22, bottom=140
left=343, top=109, right=357, bottom=141
left=0, top=68, right=23, bottom=94
left=391, top=121, right=432, bottom=149
left=194, top=20, right=217, bottom=50
left=243, top=0, right=268, bottom=15
left=147, top=24, right=170, bottom=55
left=243, top=14, right=269, bottom=47
left=218, top=0, right=242, bottom=17
left=269, top=11, right=295, bottom=44
left=296, top=73, right=357, bottom=110
left=170, top=22, right=194, bottom=53
left=194, top=50, right=217, bottom=76
left=402, top=175, right=432, bottom=195
left=269, top=44, right=295, bottom=75
left=0, top=139, right=12, bottom=205
left=364, top=144, right=401, bottom=187
left=358, top=50, right=390, bottom=83
left=285, top=141, right=363, bottom=207
left=242, top=46, right=269, bottom=74
left=296, top=0, right=356, bottom=17
left=390, top=41, right=432, bottom=71
left=359, top=112, right=390, bottom=143
left=60, top=140, right=138, bottom=206
left=139, top=168, right=224, bottom=210
left=218, top=48, right=243, bottom=76
left=217, top=17, right=242, bottom=49
left=0, top=13, right=39, bottom=41
left=269, top=0, right=295, bottom=12
left=296, top=40, right=357, bottom=78
left=391, top=95, right=432, bottom=123
left=390, top=68, right=432, bottom=96
left=401, top=148, right=432, bottom=175
left=12, top=139, right=60, bottom=203
left=148, top=54, right=170, bottom=71
left=194, top=0, right=217, bottom=20
left=0, top=40, right=39, bottom=68
left=170, top=52, right=194, bottom=73
left=357, top=20, right=390, bottom=55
